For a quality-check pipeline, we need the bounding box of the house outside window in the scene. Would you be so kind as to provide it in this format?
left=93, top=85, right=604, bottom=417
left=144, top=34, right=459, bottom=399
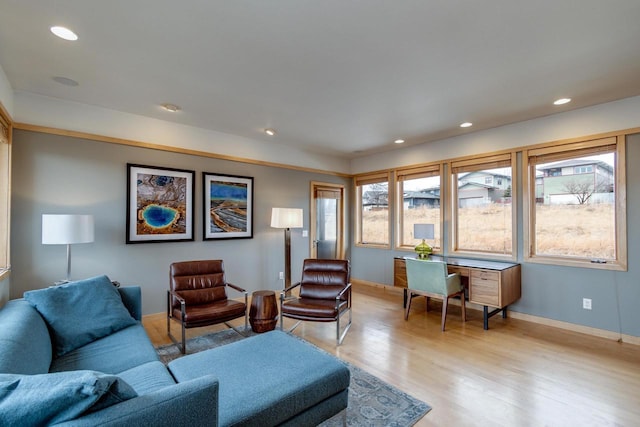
left=450, top=153, right=515, bottom=257
left=355, top=172, right=391, bottom=247
left=395, top=165, right=441, bottom=250
left=525, top=135, right=625, bottom=270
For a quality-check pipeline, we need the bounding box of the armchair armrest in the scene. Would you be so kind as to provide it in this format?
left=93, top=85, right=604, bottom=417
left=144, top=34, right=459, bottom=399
left=226, top=282, right=247, bottom=294
left=336, top=283, right=352, bottom=299
left=280, top=282, right=302, bottom=302
left=167, top=289, right=186, bottom=303
left=335, top=283, right=352, bottom=310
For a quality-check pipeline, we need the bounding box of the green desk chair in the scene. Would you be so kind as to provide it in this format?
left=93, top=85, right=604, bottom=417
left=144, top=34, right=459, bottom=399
left=405, top=258, right=466, bottom=331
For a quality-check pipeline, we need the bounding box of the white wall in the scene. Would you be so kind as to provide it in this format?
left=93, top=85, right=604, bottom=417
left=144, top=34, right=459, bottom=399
left=10, top=130, right=351, bottom=314
left=351, top=95, right=640, bottom=174
left=0, top=65, right=13, bottom=118
left=14, top=91, right=351, bottom=175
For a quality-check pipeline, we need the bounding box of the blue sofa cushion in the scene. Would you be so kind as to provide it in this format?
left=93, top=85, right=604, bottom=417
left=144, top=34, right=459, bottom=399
left=0, top=299, right=52, bottom=375
left=168, top=330, right=350, bottom=426
left=49, top=324, right=159, bottom=375
left=24, top=275, right=137, bottom=357
left=0, top=370, right=137, bottom=426
left=117, top=361, right=177, bottom=395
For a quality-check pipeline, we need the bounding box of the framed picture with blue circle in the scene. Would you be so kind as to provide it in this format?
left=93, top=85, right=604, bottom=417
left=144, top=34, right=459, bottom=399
left=126, top=163, right=195, bottom=243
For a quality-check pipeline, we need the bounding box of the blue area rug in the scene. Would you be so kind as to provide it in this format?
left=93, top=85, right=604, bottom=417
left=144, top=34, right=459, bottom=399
left=156, top=328, right=431, bottom=426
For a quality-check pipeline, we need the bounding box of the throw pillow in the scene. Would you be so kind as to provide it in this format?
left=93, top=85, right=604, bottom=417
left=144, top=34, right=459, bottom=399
left=0, top=370, right=137, bottom=426
left=24, top=275, right=137, bottom=357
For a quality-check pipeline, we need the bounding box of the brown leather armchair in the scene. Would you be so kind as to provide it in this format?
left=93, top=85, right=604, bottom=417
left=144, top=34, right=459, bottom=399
left=280, top=259, right=352, bottom=345
left=168, top=260, right=248, bottom=353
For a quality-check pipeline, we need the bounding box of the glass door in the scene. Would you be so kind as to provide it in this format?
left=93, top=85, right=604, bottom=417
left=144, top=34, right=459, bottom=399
left=310, top=182, right=344, bottom=259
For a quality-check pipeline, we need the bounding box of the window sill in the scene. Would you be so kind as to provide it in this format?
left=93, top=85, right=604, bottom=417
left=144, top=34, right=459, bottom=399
left=525, top=255, right=626, bottom=271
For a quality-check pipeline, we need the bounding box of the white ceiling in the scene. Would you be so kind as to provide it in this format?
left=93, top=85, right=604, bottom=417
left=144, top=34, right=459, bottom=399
left=1, top=1, right=640, bottom=159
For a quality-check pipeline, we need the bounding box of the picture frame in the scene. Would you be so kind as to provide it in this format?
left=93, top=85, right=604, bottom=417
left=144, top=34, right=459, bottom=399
left=126, top=163, right=195, bottom=243
left=202, top=172, right=254, bottom=240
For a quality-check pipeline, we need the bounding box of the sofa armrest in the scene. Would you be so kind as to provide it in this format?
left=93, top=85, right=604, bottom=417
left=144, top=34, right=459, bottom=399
left=118, top=286, right=142, bottom=321
left=54, top=375, right=219, bottom=427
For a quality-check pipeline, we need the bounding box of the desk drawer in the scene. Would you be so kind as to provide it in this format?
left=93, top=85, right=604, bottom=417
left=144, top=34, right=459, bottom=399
left=448, top=266, right=470, bottom=277
left=470, top=269, right=500, bottom=306
left=471, top=269, right=499, bottom=282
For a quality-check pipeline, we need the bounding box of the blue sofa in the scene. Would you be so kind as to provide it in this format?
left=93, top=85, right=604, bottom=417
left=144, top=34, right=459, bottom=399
left=0, top=276, right=350, bottom=426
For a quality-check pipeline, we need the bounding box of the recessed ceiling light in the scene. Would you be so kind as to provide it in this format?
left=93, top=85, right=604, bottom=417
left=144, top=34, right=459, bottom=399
left=553, top=98, right=572, bottom=105
left=265, top=128, right=276, bottom=136
left=50, top=26, right=78, bottom=41
left=161, top=103, right=181, bottom=112
left=460, top=122, right=473, bottom=128
left=52, top=76, right=79, bottom=87
left=394, top=139, right=405, bottom=144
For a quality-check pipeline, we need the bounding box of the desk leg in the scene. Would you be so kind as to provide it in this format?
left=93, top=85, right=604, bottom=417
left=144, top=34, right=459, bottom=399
left=483, top=306, right=507, bottom=330
left=483, top=306, right=489, bottom=330
left=403, top=288, right=408, bottom=308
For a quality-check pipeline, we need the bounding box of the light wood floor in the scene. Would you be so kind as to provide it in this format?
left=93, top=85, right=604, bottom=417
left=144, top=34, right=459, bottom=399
left=144, top=284, right=640, bottom=427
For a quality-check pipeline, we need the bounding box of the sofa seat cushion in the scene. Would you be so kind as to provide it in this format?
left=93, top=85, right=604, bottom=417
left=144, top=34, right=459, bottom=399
left=50, top=324, right=159, bottom=375
left=0, top=299, right=52, bottom=375
left=24, top=275, right=137, bottom=357
left=168, top=330, right=350, bottom=427
left=117, top=361, right=177, bottom=395
left=0, top=370, right=137, bottom=426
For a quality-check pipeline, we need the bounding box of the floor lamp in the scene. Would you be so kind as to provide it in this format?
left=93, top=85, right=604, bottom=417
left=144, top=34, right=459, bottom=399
left=42, top=214, right=94, bottom=283
left=271, top=207, right=303, bottom=295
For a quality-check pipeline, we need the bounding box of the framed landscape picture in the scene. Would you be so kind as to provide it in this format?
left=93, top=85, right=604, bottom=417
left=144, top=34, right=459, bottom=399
left=202, top=172, right=253, bottom=240
left=126, top=163, right=195, bottom=243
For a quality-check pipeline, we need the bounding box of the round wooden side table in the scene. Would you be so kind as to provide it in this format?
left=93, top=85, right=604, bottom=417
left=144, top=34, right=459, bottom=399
left=249, top=290, right=278, bottom=333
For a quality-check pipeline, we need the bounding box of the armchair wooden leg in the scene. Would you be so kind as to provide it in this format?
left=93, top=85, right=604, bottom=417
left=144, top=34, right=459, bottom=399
left=441, top=297, right=449, bottom=332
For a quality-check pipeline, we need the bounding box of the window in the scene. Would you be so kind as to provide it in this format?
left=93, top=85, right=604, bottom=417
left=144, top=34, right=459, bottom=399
left=574, top=165, right=593, bottom=174
left=0, top=110, right=10, bottom=278
left=395, top=165, right=441, bottom=250
left=525, top=136, right=625, bottom=269
left=450, top=153, right=515, bottom=256
left=355, top=172, right=391, bottom=247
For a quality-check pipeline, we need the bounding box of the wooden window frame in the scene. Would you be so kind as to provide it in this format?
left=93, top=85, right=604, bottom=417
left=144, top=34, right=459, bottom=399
left=523, top=135, right=627, bottom=271
left=0, top=104, right=11, bottom=280
left=354, top=171, right=392, bottom=249
left=394, top=164, right=443, bottom=251
left=448, top=152, right=517, bottom=260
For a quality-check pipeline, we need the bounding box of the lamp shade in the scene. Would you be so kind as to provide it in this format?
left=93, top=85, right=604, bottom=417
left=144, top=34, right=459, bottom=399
left=42, top=214, right=94, bottom=245
left=414, top=223, right=434, bottom=240
left=270, top=208, right=303, bottom=229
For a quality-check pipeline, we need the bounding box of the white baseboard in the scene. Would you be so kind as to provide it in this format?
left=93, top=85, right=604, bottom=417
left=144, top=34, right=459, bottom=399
left=352, top=278, right=640, bottom=346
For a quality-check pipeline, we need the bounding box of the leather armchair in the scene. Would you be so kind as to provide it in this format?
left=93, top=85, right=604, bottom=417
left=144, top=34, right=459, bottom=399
left=168, top=260, right=247, bottom=353
left=404, top=258, right=466, bottom=331
left=280, top=259, right=352, bottom=345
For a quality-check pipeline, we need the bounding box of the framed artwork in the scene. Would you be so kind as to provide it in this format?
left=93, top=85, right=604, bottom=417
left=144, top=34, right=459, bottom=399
left=202, top=172, right=253, bottom=240
left=126, top=163, right=195, bottom=243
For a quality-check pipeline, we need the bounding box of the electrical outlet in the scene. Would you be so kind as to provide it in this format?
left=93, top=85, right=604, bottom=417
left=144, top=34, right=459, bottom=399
left=583, top=298, right=592, bottom=310
left=279, top=272, right=284, bottom=280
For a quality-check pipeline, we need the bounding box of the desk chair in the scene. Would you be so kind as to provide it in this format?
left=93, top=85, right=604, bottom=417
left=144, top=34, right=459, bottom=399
left=405, top=258, right=466, bottom=331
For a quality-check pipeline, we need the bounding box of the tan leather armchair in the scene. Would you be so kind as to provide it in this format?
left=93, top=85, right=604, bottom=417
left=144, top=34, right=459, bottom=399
left=405, top=258, right=466, bottom=331
left=280, top=259, right=352, bottom=345
left=168, top=260, right=247, bottom=353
